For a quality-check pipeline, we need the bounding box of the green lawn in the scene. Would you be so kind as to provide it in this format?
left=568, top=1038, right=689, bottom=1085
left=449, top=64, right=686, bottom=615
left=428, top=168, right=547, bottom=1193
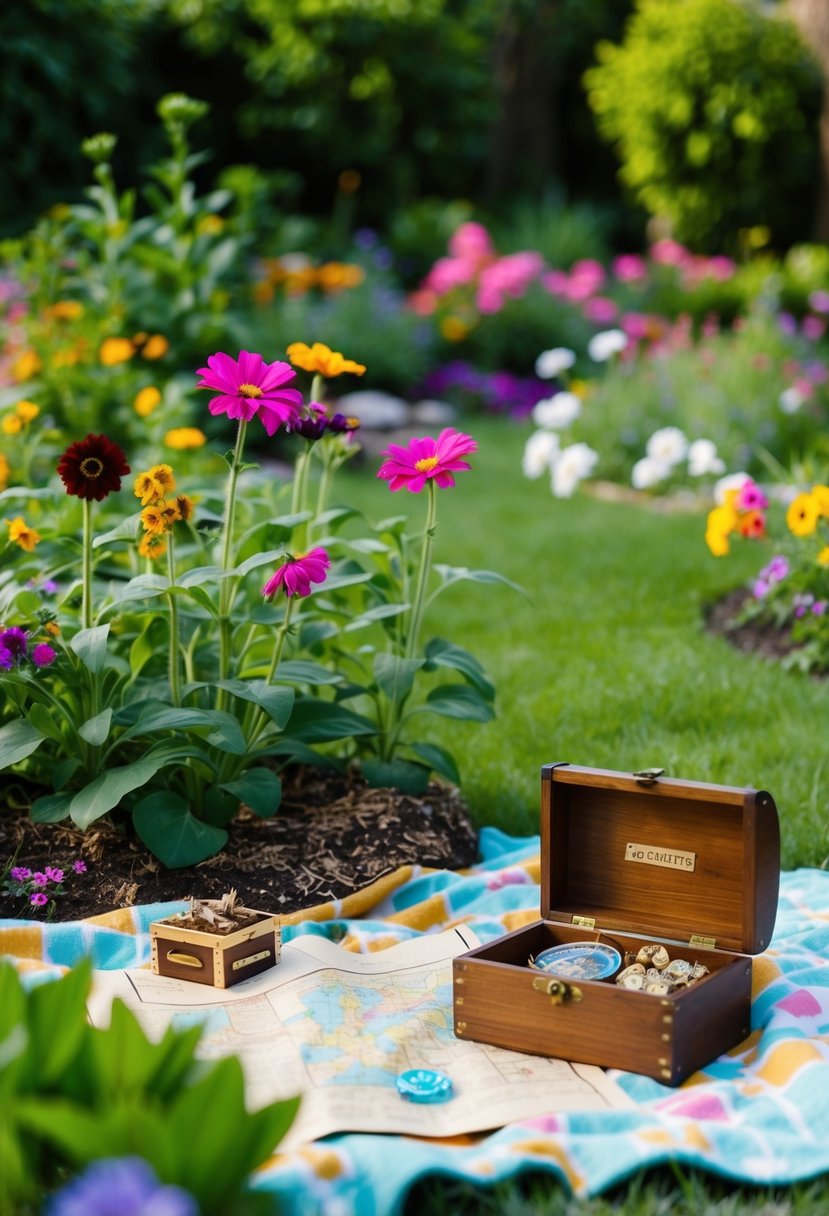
left=339, top=415, right=829, bottom=870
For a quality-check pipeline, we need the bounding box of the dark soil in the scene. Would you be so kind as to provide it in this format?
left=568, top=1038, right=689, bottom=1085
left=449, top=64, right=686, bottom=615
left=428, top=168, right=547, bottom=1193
left=0, top=767, right=479, bottom=923
left=704, top=587, right=802, bottom=664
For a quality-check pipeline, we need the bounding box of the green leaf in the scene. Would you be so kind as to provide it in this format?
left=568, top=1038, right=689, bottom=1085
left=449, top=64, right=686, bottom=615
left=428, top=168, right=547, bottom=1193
left=78, top=707, right=113, bottom=746
left=201, top=785, right=237, bottom=827
left=286, top=698, right=376, bottom=742
left=110, top=573, right=170, bottom=604
left=418, top=684, right=496, bottom=723
left=133, top=794, right=228, bottom=868
left=344, top=603, right=408, bottom=632
left=424, top=637, right=495, bottom=699
left=129, top=619, right=158, bottom=678
left=119, top=706, right=246, bottom=752
left=182, top=585, right=220, bottom=618
left=69, top=624, right=110, bottom=673
left=273, top=660, right=341, bottom=686
left=220, top=768, right=282, bottom=818
left=69, top=754, right=169, bottom=829
left=30, top=792, right=73, bottom=823
left=24, top=960, right=92, bottom=1086
left=0, top=719, right=45, bottom=771
left=373, top=653, right=424, bottom=702
left=234, top=547, right=289, bottom=576
left=175, top=565, right=226, bottom=589
left=14, top=589, right=41, bottom=616
left=409, top=742, right=461, bottom=785
left=433, top=563, right=527, bottom=598
left=26, top=702, right=64, bottom=744
left=93, top=513, right=140, bottom=548
left=213, top=680, right=294, bottom=729
left=362, top=757, right=430, bottom=794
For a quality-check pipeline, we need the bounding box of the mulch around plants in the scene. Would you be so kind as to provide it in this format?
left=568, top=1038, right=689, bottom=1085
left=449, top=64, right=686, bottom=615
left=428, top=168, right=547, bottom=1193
left=704, top=586, right=803, bottom=665
left=0, top=768, right=479, bottom=923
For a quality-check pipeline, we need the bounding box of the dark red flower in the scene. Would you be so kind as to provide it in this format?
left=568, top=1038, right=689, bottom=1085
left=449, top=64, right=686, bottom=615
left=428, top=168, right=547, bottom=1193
left=57, top=434, right=130, bottom=501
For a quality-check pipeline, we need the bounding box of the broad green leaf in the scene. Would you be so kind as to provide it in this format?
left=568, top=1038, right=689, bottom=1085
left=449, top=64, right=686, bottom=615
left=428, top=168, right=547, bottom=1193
left=93, top=514, right=140, bottom=548
left=110, top=573, right=170, bottom=604
left=286, top=698, right=376, bottom=742
left=212, top=680, right=294, bottom=729
left=0, top=719, right=45, bottom=770
left=129, top=620, right=158, bottom=678
left=24, top=961, right=92, bottom=1086
left=220, top=767, right=282, bottom=818
left=264, top=738, right=342, bottom=767
left=373, top=653, right=424, bottom=702
left=182, top=585, right=220, bottom=618
left=26, top=702, right=64, bottom=744
left=433, top=563, right=527, bottom=598
left=273, top=660, right=341, bottom=686
left=78, top=708, right=113, bottom=746
left=202, top=785, right=237, bottom=827
left=298, top=619, right=340, bottom=645
left=69, top=624, right=110, bottom=674
left=409, top=742, right=461, bottom=785
left=119, top=706, right=246, bottom=751
left=234, top=547, right=289, bottom=576
left=344, top=603, right=408, bottom=632
left=424, top=637, right=495, bottom=699
left=417, top=684, right=495, bottom=723
left=133, top=794, right=228, bottom=868
left=30, top=792, right=73, bottom=823
left=69, top=754, right=169, bottom=829
left=14, top=589, right=40, bottom=615
left=175, top=565, right=226, bottom=589
left=361, top=757, right=430, bottom=794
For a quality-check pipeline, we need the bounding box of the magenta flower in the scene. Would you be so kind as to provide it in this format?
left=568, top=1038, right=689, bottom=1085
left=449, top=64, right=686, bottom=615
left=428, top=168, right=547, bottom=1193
left=0, top=626, right=27, bottom=657
left=735, top=480, right=768, bottom=512
left=72, top=859, right=88, bottom=874
left=32, top=643, right=57, bottom=667
left=195, top=350, right=303, bottom=436
left=31, top=871, right=48, bottom=887
left=262, top=547, right=331, bottom=599
left=0, top=648, right=13, bottom=671
left=377, top=428, right=477, bottom=494
left=30, top=892, right=48, bottom=906
left=10, top=866, right=31, bottom=881
left=45, top=866, right=64, bottom=882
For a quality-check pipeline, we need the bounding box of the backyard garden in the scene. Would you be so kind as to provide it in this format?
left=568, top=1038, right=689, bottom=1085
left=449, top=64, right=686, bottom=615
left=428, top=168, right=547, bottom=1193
left=3, top=0, right=829, bottom=1213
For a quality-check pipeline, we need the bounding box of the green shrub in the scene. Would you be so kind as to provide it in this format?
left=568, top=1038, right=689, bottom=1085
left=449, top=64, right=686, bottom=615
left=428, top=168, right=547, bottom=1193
left=584, top=0, right=822, bottom=251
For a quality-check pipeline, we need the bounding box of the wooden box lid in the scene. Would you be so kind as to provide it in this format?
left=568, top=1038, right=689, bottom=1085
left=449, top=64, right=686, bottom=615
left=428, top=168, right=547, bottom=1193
left=541, top=764, right=780, bottom=954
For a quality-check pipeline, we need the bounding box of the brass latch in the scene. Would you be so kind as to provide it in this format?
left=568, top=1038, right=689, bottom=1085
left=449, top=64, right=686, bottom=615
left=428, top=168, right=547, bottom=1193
left=165, top=951, right=204, bottom=968
left=633, top=768, right=665, bottom=786
left=532, top=976, right=583, bottom=1005
left=689, top=934, right=716, bottom=949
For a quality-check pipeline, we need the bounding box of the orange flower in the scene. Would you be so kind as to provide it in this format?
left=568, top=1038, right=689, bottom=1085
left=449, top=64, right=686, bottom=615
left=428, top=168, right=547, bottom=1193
left=141, top=500, right=180, bottom=536
left=286, top=341, right=366, bottom=378
left=164, top=427, right=206, bottom=450
left=15, top=400, right=40, bottom=424
left=138, top=533, right=167, bottom=560
left=175, top=494, right=196, bottom=523
left=1, top=414, right=22, bottom=436
left=5, top=516, right=41, bottom=552
left=738, top=510, right=765, bottom=539
left=141, top=334, right=169, bottom=360
left=44, top=300, right=84, bottom=322
left=44, top=620, right=61, bottom=636
left=99, top=337, right=135, bottom=366
left=134, top=386, right=162, bottom=417
left=440, top=316, right=469, bottom=342
left=316, top=262, right=365, bottom=292
left=11, top=350, right=41, bottom=381
left=0, top=453, right=8, bottom=493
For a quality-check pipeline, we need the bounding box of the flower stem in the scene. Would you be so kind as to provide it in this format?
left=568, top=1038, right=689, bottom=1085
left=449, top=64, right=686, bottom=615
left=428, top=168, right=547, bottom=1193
left=166, top=533, right=181, bottom=706
left=81, top=498, right=93, bottom=631
left=405, top=479, right=437, bottom=661
left=216, top=419, right=248, bottom=710
left=245, top=597, right=295, bottom=752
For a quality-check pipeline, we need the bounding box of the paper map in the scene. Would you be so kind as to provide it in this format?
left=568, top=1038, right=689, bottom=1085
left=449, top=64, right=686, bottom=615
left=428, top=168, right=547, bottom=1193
left=88, top=928, right=631, bottom=1147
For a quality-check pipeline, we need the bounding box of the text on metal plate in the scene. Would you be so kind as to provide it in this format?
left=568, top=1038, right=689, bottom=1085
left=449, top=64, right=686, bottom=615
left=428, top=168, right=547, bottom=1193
left=532, top=976, right=583, bottom=1005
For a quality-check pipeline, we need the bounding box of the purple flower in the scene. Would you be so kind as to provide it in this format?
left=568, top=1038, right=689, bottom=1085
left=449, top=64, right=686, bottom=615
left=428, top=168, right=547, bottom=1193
left=752, top=578, right=770, bottom=600
left=45, top=1157, right=198, bottom=1216
left=813, top=601, right=826, bottom=616
left=31, top=872, right=48, bottom=888
left=0, top=626, right=27, bottom=657
left=45, top=866, right=64, bottom=882
left=31, top=643, right=57, bottom=667
left=10, top=866, right=31, bottom=881
left=43, top=579, right=59, bottom=594
left=758, top=555, right=789, bottom=587
left=30, top=892, right=48, bottom=907
left=0, top=647, right=13, bottom=671
left=72, top=859, right=88, bottom=874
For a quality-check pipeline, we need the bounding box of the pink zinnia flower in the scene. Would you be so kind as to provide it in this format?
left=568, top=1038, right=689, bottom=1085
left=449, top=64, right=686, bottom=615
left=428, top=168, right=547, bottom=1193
left=30, top=892, right=48, bottom=907
left=195, top=350, right=303, bottom=436
left=44, top=866, right=64, bottom=882
left=735, top=480, right=768, bottom=512
left=377, top=428, right=477, bottom=493
left=72, top=859, right=88, bottom=874
left=10, top=866, right=31, bottom=881
left=31, top=643, right=57, bottom=668
left=262, top=547, right=331, bottom=599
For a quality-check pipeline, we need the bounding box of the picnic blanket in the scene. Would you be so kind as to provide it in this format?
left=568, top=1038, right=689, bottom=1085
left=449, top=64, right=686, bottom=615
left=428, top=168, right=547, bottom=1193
left=3, top=827, right=829, bottom=1215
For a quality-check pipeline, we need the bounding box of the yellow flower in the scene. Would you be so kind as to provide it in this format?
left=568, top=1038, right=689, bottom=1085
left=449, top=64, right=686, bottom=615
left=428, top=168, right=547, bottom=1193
left=44, top=300, right=84, bottom=322
left=704, top=503, right=737, bottom=557
left=141, top=500, right=180, bottom=536
left=141, top=334, right=169, bottom=360
left=99, top=337, right=135, bottom=366
left=570, top=379, right=591, bottom=399
left=439, top=316, right=469, bottom=342
left=787, top=492, right=820, bottom=537
left=316, top=262, right=365, bottom=292
left=11, top=349, right=41, bottom=381
left=2, top=414, right=22, bottom=435
left=811, top=484, right=829, bottom=517
left=0, top=453, right=8, bottom=492
left=197, top=215, right=224, bottom=236
left=148, top=464, right=175, bottom=495
left=705, top=527, right=730, bottom=557
left=164, top=427, right=207, bottom=450
left=52, top=344, right=84, bottom=368
left=134, top=464, right=175, bottom=506
left=6, top=516, right=41, bottom=552
left=175, top=494, right=196, bottom=523
left=818, top=546, right=829, bottom=566
left=286, top=341, right=366, bottom=378
left=138, top=533, right=167, bottom=560
left=15, top=400, right=40, bottom=424
left=45, top=620, right=61, bottom=636
left=134, top=386, right=162, bottom=417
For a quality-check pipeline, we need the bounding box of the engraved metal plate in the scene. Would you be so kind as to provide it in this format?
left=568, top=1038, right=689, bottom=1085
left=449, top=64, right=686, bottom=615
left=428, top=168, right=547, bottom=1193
left=624, top=842, right=696, bottom=872
left=232, top=949, right=272, bottom=970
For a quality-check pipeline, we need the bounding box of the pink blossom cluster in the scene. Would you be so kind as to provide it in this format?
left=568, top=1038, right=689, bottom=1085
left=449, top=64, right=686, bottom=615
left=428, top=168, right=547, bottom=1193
left=410, top=222, right=544, bottom=317
left=3, top=858, right=87, bottom=910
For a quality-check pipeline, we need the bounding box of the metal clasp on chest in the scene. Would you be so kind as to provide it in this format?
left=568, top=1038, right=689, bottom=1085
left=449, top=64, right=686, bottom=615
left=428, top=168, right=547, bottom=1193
left=532, top=976, right=583, bottom=1005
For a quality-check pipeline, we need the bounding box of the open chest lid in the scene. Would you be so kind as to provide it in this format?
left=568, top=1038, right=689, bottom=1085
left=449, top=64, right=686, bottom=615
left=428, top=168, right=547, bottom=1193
left=541, top=763, right=780, bottom=955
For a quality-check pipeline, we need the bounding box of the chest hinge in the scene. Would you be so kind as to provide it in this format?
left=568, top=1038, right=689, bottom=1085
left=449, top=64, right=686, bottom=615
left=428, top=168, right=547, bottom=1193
left=572, top=915, right=596, bottom=928
left=689, top=933, right=716, bottom=949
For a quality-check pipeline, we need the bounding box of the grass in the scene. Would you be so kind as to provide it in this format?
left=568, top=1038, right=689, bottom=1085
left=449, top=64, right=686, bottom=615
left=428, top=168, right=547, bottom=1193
left=329, top=413, right=829, bottom=1215
left=338, top=415, right=829, bottom=870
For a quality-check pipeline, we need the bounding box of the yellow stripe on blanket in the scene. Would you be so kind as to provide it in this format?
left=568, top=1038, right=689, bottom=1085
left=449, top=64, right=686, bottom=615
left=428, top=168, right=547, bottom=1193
left=756, top=1040, right=824, bottom=1086
left=279, top=867, right=418, bottom=926
left=0, top=924, right=43, bottom=961
left=387, top=892, right=450, bottom=931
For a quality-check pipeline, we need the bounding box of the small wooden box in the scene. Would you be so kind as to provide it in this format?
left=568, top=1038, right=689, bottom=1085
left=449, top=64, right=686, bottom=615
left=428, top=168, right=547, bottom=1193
left=151, top=906, right=281, bottom=988
left=453, top=763, right=780, bottom=1085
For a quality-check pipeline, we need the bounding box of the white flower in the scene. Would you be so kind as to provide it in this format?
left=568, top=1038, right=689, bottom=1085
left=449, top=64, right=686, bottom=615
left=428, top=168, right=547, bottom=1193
left=714, top=471, right=751, bottom=504
left=631, top=456, right=670, bottom=489
left=532, top=391, right=582, bottom=430
left=535, top=347, right=576, bottom=379
left=587, top=328, right=627, bottom=362
left=551, top=442, right=598, bottom=498
left=522, top=429, right=560, bottom=479
left=645, top=426, right=688, bottom=468
left=779, top=386, right=805, bottom=414
left=687, top=438, right=726, bottom=477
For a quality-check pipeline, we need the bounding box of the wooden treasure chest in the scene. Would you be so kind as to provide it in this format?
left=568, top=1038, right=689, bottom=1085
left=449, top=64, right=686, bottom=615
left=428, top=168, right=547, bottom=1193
left=151, top=902, right=281, bottom=989
left=453, top=763, right=780, bottom=1085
